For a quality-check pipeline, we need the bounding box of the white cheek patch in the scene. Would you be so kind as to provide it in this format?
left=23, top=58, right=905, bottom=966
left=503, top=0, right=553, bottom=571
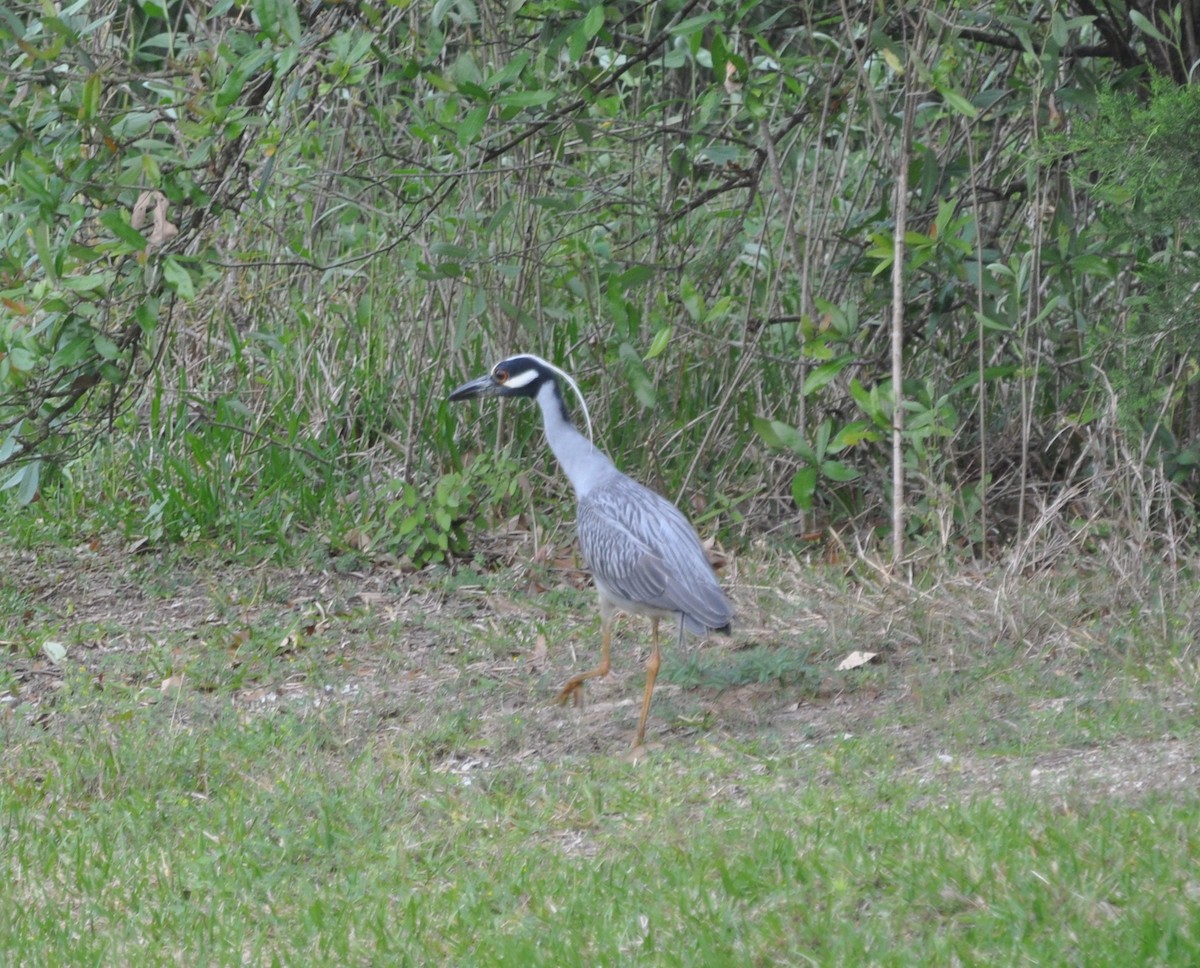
left=501, top=368, right=539, bottom=389
left=492, top=354, right=594, bottom=445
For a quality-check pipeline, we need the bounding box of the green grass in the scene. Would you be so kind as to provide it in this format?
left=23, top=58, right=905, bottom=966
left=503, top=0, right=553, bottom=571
left=3, top=708, right=1198, bottom=966
left=4, top=532, right=1200, bottom=964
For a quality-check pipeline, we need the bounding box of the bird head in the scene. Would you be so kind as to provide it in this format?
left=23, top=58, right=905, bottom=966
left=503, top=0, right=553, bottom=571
left=448, top=354, right=595, bottom=442
left=447, top=354, right=551, bottom=401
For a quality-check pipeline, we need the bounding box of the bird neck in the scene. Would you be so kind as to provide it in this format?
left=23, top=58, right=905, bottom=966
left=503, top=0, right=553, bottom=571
left=534, top=379, right=614, bottom=497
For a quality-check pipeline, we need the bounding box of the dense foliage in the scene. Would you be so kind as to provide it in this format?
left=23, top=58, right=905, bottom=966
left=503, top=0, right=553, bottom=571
left=1, top=0, right=1197, bottom=560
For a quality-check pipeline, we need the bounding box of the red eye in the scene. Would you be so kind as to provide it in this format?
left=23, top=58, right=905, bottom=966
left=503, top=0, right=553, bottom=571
left=495, top=369, right=509, bottom=383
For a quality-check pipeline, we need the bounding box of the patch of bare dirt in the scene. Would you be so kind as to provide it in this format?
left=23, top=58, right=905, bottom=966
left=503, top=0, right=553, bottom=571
left=914, top=738, right=1200, bottom=804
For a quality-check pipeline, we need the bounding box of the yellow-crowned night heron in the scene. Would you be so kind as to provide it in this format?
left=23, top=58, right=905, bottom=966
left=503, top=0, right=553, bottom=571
left=448, top=353, right=732, bottom=748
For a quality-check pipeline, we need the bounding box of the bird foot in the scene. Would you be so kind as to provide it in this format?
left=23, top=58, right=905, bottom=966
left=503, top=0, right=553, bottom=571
left=554, top=681, right=584, bottom=707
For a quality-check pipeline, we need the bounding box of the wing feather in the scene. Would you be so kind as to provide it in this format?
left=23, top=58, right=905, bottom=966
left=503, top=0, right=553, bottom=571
left=577, top=473, right=732, bottom=633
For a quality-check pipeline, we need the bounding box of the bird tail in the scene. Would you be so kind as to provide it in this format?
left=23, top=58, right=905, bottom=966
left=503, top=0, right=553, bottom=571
left=682, top=614, right=732, bottom=637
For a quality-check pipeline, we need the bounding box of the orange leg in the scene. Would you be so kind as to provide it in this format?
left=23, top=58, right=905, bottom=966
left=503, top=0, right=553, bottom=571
left=633, top=618, right=662, bottom=748
left=555, top=612, right=612, bottom=707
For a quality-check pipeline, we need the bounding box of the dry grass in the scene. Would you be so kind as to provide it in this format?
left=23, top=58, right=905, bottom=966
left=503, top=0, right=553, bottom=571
left=3, top=533, right=1197, bottom=784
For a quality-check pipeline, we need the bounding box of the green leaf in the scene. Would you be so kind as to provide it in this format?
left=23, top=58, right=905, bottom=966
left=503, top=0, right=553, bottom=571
left=29, top=222, right=57, bottom=283
left=644, top=326, right=672, bottom=361
left=938, top=87, right=978, bottom=118
left=790, top=467, right=817, bottom=510
left=431, top=242, right=473, bottom=260
left=100, top=362, right=126, bottom=384
left=752, top=417, right=815, bottom=462
left=81, top=73, right=101, bottom=120
left=703, top=296, right=734, bottom=325
left=51, top=336, right=92, bottom=369
left=141, top=153, right=162, bottom=186
left=530, top=195, right=576, bottom=212
left=1129, top=9, right=1168, bottom=43
left=616, top=266, right=655, bottom=289
left=482, top=200, right=515, bottom=237
left=680, top=276, right=704, bottom=322
left=819, top=459, right=860, bottom=483
left=973, top=311, right=1013, bottom=333
left=497, top=90, right=555, bottom=109
left=814, top=419, right=831, bottom=458
left=971, top=88, right=1008, bottom=111
left=99, top=209, right=149, bottom=250
left=865, top=234, right=894, bottom=276
left=3, top=462, right=41, bottom=505
left=618, top=342, right=656, bottom=409
left=458, top=105, right=488, bottom=145
left=568, top=25, right=588, bottom=62
left=709, top=29, right=729, bottom=87
left=568, top=5, right=604, bottom=60
left=1070, top=254, right=1116, bottom=278
left=276, top=0, right=302, bottom=41
left=42, top=16, right=78, bottom=43
left=0, top=425, right=21, bottom=464
left=485, top=52, right=530, bottom=89
left=849, top=379, right=892, bottom=429
left=751, top=416, right=782, bottom=449
left=344, top=31, right=375, bottom=68
left=829, top=420, right=878, bottom=452
left=802, top=357, right=850, bottom=396
left=216, top=47, right=273, bottom=109
left=695, top=145, right=741, bottom=166
left=162, top=256, right=195, bottom=301
left=431, top=0, right=478, bottom=28
left=670, top=13, right=720, bottom=35
left=8, top=347, right=37, bottom=372
left=93, top=333, right=120, bottom=360
left=60, top=274, right=111, bottom=294
left=135, top=299, right=160, bottom=334
left=581, top=5, right=605, bottom=39
left=849, top=378, right=873, bottom=411
left=455, top=79, right=487, bottom=100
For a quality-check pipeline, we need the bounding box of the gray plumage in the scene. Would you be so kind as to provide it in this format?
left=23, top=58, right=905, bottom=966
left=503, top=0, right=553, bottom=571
left=578, top=472, right=732, bottom=635
left=448, top=353, right=732, bottom=748
left=528, top=373, right=732, bottom=639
